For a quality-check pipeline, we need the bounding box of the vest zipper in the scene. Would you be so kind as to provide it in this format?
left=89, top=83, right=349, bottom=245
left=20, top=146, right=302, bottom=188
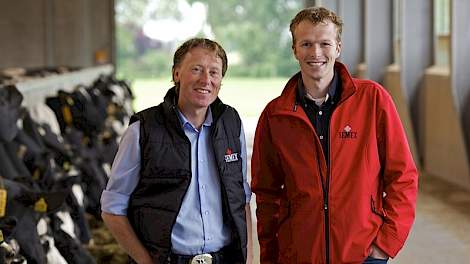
left=167, top=106, right=193, bottom=260
left=210, top=109, right=246, bottom=260
left=211, top=130, right=244, bottom=260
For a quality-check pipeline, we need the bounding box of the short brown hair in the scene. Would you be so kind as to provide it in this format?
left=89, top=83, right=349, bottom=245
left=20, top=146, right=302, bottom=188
left=172, top=38, right=228, bottom=87
left=290, top=7, right=343, bottom=45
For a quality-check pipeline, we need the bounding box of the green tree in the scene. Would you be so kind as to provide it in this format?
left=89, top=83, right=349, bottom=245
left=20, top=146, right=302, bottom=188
left=115, top=0, right=301, bottom=78
left=188, top=0, right=301, bottom=77
left=115, top=0, right=181, bottom=79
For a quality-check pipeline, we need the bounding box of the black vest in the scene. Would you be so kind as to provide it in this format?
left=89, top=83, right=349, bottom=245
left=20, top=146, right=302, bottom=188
left=127, top=88, right=247, bottom=264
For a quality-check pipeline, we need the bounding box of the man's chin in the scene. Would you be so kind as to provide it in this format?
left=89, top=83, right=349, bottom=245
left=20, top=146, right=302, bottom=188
left=301, top=71, right=324, bottom=80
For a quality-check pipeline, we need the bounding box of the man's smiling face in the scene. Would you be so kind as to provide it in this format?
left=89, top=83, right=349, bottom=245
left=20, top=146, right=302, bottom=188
left=174, top=47, right=223, bottom=112
left=293, top=20, right=341, bottom=83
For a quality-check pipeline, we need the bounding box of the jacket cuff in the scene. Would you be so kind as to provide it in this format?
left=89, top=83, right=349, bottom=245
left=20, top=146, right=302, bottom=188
left=375, top=225, right=405, bottom=258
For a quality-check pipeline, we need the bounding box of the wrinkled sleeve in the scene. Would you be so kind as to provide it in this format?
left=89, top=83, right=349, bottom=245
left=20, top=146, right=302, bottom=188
left=251, top=109, right=285, bottom=263
left=100, top=121, right=141, bottom=216
left=375, top=91, right=419, bottom=257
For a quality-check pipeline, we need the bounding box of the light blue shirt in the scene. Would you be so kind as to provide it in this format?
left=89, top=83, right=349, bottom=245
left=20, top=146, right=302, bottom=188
left=101, top=107, right=251, bottom=255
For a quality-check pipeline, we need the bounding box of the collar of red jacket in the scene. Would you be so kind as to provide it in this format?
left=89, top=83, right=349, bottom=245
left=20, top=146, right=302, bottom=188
left=277, top=61, right=357, bottom=111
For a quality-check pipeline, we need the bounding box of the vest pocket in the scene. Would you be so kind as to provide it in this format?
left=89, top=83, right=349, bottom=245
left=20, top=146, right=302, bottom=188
left=135, top=206, right=175, bottom=247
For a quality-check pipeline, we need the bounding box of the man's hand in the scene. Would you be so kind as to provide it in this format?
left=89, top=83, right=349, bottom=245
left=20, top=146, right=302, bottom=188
left=101, top=212, right=153, bottom=264
left=369, top=244, right=389, bottom=260
left=246, top=253, right=254, bottom=264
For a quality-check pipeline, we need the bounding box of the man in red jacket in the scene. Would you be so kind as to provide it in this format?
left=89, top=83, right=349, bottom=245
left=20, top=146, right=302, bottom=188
left=251, top=7, right=418, bottom=264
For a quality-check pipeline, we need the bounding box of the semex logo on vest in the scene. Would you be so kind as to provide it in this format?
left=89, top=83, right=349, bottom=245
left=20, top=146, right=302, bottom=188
left=339, top=125, right=358, bottom=139
left=224, top=148, right=238, bottom=162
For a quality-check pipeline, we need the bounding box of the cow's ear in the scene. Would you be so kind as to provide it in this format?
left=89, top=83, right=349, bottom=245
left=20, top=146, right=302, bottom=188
left=0, top=216, right=18, bottom=238
left=3, top=85, right=23, bottom=107
left=57, top=175, right=80, bottom=189
left=40, top=191, right=68, bottom=213
left=14, top=189, right=38, bottom=207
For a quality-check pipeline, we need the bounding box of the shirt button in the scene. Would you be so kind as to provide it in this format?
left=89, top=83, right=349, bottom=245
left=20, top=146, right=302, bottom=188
left=319, top=135, right=324, bottom=140
left=319, top=111, right=323, bottom=115
left=205, top=211, right=209, bottom=215
left=201, top=185, right=205, bottom=190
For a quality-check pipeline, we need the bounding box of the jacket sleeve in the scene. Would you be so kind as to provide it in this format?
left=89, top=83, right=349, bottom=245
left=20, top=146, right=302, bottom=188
left=251, top=109, right=284, bottom=264
left=374, top=91, right=419, bottom=258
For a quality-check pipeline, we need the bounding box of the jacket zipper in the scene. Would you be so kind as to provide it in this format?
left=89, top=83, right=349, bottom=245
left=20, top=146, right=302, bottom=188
left=294, top=94, right=361, bottom=264
left=316, top=148, right=329, bottom=264
left=325, top=121, right=332, bottom=264
left=297, top=100, right=330, bottom=264
left=314, top=105, right=334, bottom=264
left=323, top=104, right=339, bottom=264
left=288, top=76, right=355, bottom=264
left=293, top=98, right=331, bottom=263
left=324, top=102, right=342, bottom=264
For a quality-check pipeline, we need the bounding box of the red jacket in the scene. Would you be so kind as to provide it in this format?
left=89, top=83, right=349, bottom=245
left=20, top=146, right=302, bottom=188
left=251, top=62, right=418, bottom=264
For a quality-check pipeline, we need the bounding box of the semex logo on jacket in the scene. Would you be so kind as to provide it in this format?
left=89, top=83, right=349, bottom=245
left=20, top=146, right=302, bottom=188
left=338, top=125, right=358, bottom=139
left=224, top=148, right=238, bottom=162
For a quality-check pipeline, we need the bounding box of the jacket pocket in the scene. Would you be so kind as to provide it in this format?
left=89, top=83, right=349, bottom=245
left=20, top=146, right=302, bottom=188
left=278, top=199, right=290, bottom=227
left=370, top=196, right=386, bottom=220
left=277, top=200, right=296, bottom=262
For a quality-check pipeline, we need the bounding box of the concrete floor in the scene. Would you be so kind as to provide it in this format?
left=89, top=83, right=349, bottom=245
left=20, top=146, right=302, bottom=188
left=390, top=176, right=470, bottom=263
left=243, top=117, right=470, bottom=264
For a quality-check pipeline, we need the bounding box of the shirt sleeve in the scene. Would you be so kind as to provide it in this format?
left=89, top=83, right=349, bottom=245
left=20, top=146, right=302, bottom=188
left=240, top=121, right=252, bottom=204
left=100, top=121, right=141, bottom=215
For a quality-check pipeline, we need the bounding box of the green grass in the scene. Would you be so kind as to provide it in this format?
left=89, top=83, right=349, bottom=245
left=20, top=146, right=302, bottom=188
left=131, top=77, right=287, bottom=118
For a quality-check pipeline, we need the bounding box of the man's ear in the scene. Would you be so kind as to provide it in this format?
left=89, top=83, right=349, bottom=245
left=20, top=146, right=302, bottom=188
left=172, top=68, right=179, bottom=82
left=292, top=44, right=300, bottom=60
left=336, top=41, right=342, bottom=58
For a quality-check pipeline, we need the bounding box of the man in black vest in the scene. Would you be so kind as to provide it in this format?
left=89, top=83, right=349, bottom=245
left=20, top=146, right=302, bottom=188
left=101, top=38, right=253, bottom=264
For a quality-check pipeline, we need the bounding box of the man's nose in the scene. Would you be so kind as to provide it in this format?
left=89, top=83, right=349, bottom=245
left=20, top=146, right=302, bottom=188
left=199, top=70, right=210, bottom=84
left=311, top=44, right=322, bottom=56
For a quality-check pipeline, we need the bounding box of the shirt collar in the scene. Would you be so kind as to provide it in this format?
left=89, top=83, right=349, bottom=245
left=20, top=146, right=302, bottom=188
left=296, top=70, right=340, bottom=105
left=176, top=107, right=213, bottom=130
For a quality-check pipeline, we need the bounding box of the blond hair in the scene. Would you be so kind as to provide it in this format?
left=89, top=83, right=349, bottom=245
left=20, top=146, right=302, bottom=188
left=172, top=38, right=228, bottom=89
left=290, top=7, right=343, bottom=45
